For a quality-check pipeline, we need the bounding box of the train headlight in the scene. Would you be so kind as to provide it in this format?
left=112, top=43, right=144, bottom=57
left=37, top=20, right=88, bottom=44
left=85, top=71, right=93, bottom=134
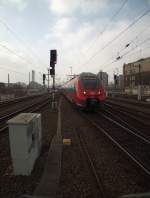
left=83, top=91, right=86, bottom=95
left=97, top=91, right=101, bottom=95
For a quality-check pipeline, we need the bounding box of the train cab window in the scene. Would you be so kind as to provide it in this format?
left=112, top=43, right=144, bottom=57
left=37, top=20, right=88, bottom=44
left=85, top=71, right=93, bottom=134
left=81, top=78, right=100, bottom=89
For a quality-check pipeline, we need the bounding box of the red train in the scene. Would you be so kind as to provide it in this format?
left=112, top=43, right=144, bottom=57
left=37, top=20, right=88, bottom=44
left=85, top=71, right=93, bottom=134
left=62, top=72, right=106, bottom=110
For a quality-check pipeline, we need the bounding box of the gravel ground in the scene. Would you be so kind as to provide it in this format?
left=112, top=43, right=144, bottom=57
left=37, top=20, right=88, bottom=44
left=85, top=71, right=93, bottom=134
left=0, top=99, right=58, bottom=198
left=57, top=97, right=150, bottom=198
left=57, top=97, right=101, bottom=198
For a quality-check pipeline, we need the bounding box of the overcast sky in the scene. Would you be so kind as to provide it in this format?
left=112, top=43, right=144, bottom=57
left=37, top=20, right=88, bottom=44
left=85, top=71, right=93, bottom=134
left=0, top=0, right=150, bottom=84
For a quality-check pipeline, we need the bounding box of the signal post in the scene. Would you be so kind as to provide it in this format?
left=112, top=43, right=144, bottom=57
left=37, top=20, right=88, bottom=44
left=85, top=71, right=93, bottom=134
left=50, top=49, right=57, bottom=111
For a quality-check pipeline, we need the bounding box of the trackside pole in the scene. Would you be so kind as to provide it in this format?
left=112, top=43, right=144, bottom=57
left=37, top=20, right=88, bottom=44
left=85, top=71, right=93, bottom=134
left=51, top=75, right=57, bottom=110
left=50, top=49, right=57, bottom=111
left=51, top=90, right=57, bottom=111
left=137, top=85, right=142, bottom=101
left=48, top=69, right=50, bottom=93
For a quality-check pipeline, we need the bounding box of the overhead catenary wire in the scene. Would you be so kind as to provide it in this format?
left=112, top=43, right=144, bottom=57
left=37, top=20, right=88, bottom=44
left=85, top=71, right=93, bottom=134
left=96, top=22, right=150, bottom=70
left=0, top=18, right=46, bottom=70
left=115, top=37, right=150, bottom=61
left=84, top=0, right=128, bottom=52
left=120, top=23, right=150, bottom=53
left=0, top=43, right=37, bottom=66
left=0, top=43, right=46, bottom=74
left=0, top=65, right=28, bottom=76
left=106, top=42, right=150, bottom=74
left=128, top=43, right=150, bottom=58
left=102, top=37, right=150, bottom=72
left=81, top=9, right=150, bottom=68
left=121, top=37, right=150, bottom=58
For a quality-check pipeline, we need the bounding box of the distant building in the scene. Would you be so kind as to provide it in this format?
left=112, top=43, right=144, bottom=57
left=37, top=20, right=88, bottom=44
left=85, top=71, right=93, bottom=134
left=28, top=81, right=43, bottom=95
left=32, top=70, right=35, bottom=82
left=123, top=57, right=150, bottom=95
left=0, top=82, right=27, bottom=99
left=97, top=71, right=108, bottom=88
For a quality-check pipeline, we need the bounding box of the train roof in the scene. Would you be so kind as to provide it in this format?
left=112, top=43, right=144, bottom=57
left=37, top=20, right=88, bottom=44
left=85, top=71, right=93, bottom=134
left=62, top=72, right=97, bottom=87
left=79, top=72, right=97, bottom=78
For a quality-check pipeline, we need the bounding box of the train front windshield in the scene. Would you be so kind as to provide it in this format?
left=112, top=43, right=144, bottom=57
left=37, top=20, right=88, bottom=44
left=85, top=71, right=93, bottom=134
left=81, top=78, right=100, bottom=90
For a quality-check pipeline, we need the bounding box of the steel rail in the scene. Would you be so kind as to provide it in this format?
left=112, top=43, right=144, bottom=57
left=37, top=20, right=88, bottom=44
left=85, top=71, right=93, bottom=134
left=81, top=113, right=150, bottom=177
left=99, top=112, right=150, bottom=144
left=106, top=97, right=150, bottom=108
left=103, top=108, right=150, bottom=142
left=105, top=101, right=150, bottom=118
left=104, top=103, right=150, bottom=126
left=76, top=128, right=107, bottom=198
left=0, top=98, right=50, bottom=133
left=0, top=93, right=47, bottom=107
left=0, top=97, right=49, bottom=122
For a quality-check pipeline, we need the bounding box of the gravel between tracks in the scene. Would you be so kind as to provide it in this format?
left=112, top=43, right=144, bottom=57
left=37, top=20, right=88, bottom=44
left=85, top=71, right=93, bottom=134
left=0, top=101, right=58, bottom=198
left=0, top=95, right=49, bottom=118
left=57, top=97, right=101, bottom=198
left=104, top=107, right=150, bottom=141
left=57, top=97, right=150, bottom=198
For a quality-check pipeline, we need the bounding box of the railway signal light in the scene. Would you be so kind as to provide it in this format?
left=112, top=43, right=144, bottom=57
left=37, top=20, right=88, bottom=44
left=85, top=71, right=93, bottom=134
left=50, top=61, right=55, bottom=68
left=49, top=49, right=57, bottom=91
left=50, top=49, right=57, bottom=64
left=50, top=49, right=57, bottom=77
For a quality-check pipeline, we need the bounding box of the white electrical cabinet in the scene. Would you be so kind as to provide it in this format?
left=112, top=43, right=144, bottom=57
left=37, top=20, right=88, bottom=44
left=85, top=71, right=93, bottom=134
left=7, top=113, right=42, bottom=175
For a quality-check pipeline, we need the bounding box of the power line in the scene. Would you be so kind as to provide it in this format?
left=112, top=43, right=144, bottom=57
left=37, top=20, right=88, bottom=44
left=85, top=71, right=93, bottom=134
left=97, top=22, right=150, bottom=70
left=102, top=36, right=150, bottom=72
left=124, top=43, right=150, bottom=61
left=0, top=19, right=26, bottom=48
left=0, top=43, right=46, bottom=74
left=108, top=0, right=128, bottom=22
left=127, top=23, right=150, bottom=47
left=0, top=18, right=46, bottom=70
left=105, top=45, right=150, bottom=73
left=0, top=19, right=37, bottom=62
left=0, top=43, right=36, bottom=66
left=118, top=23, right=150, bottom=54
left=0, top=65, right=28, bottom=76
left=84, top=0, right=128, bottom=53
left=81, top=9, right=150, bottom=68
left=134, top=43, right=150, bottom=54
left=121, top=37, right=150, bottom=58
left=86, top=0, right=128, bottom=51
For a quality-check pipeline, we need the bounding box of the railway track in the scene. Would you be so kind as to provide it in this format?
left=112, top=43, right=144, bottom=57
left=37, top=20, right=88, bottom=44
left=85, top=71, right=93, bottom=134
left=0, top=93, right=46, bottom=108
left=60, top=97, right=109, bottom=198
left=0, top=94, right=49, bottom=117
left=106, top=97, right=150, bottom=108
left=103, top=105, right=150, bottom=140
left=105, top=99, right=150, bottom=117
left=76, top=128, right=107, bottom=198
left=59, top=97, right=150, bottom=197
left=0, top=95, right=50, bottom=133
left=80, top=110, right=150, bottom=178
left=104, top=102, right=150, bottom=126
left=0, top=93, right=59, bottom=198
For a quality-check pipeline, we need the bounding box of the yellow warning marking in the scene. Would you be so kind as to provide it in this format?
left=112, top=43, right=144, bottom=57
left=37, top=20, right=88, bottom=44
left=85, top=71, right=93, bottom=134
left=63, top=138, right=71, bottom=145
